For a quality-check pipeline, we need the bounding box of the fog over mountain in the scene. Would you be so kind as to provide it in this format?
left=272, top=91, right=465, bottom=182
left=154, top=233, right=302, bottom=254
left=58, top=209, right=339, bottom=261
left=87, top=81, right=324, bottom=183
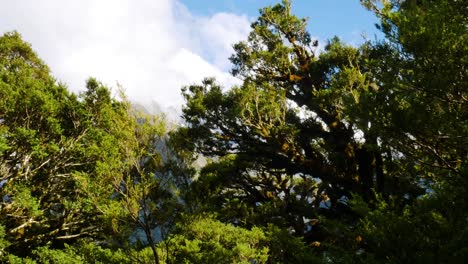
left=132, top=101, right=183, bottom=125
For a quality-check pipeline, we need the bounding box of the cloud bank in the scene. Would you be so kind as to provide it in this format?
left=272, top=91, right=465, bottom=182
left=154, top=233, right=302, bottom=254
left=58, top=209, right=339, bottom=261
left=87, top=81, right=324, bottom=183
left=0, top=0, right=251, bottom=112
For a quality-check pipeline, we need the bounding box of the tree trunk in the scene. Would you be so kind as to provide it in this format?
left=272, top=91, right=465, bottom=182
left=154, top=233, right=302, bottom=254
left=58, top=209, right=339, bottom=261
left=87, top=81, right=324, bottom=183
left=143, top=225, right=160, bottom=264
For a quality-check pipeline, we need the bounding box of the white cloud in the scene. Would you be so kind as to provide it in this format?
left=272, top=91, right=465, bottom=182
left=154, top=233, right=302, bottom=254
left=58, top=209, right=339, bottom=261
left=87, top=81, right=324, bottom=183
left=0, top=0, right=251, bottom=112
left=196, top=12, right=251, bottom=70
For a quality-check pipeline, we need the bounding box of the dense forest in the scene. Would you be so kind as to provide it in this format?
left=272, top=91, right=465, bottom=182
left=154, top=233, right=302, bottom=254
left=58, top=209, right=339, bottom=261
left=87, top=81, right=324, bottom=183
left=0, top=0, right=466, bottom=263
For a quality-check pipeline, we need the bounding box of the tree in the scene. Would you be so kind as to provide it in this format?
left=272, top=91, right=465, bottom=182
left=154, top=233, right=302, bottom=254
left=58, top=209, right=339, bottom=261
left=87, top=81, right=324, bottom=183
left=176, top=0, right=467, bottom=261
left=177, top=0, right=398, bottom=245
left=360, top=0, right=467, bottom=186
left=0, top=31, right=197, bottom=263
left=0, top=32, right=113, bottom=254
left=330, top=1, right=468, bottom=262
left=0, top=32, right=176, bottom=260
left=104, top=112, right=189, bottom=264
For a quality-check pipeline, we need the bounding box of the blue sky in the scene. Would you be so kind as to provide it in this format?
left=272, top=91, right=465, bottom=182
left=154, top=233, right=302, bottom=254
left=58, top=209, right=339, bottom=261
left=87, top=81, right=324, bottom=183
left=181, top=0, right=382, bottom=44
left=0, top=0, right=383, bottom=117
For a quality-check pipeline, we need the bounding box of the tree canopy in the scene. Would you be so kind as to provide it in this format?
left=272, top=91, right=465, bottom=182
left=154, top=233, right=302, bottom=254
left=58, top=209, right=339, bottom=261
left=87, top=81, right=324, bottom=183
left=0, top=0, right=466, bottom=263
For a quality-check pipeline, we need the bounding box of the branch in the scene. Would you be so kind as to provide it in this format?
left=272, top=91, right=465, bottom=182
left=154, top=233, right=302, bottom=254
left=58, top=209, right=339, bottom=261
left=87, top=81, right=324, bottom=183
left=55, top=232, right=90, bottom=240
left=9, top=217, right=38, bottom=233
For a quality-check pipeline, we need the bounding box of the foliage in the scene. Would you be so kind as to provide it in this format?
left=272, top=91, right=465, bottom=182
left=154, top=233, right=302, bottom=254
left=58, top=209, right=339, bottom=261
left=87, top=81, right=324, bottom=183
left=1, top=0, right=466, bottom=262
left=0, top=32, right=187, bottom=263
left=3, top=240, right=138, bottom=264
left=176, top=0, right=467, bottom=262
left=345, top=1, right=467, bottom=262
left=163, top=216, right=269, bottom=264
left=177, top=0, right=393, bottom=251
left=0, top=31, right=120, bottom=254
